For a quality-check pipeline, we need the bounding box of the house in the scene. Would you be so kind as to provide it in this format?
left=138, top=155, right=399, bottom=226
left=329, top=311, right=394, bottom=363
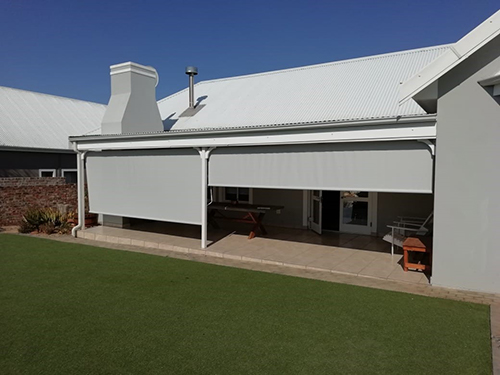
left=0, top=86, right=106, bottom=181
left=69, top=11, right=500, bottom=295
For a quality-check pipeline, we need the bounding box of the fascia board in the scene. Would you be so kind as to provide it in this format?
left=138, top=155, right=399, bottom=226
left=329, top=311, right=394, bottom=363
left=400, top=10, right=500, bottom=105
left=74, top=122, right=437, bottom=151
left=0, top=145, right=75, bottom=154
left=69, top=115, right=436, bottom=143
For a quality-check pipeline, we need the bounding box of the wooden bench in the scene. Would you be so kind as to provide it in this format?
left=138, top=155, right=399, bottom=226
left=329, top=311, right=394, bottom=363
left=208, top=203, right=284, bottom=239
left=402, top=237, right=432, bottom=273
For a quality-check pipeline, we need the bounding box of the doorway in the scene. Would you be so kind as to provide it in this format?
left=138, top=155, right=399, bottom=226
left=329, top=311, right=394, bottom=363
left=310, top=190, right=377, bottom=235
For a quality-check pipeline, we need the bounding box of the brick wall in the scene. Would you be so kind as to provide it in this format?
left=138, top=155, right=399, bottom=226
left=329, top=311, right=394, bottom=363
left=0, top=178, right=77, bottom=226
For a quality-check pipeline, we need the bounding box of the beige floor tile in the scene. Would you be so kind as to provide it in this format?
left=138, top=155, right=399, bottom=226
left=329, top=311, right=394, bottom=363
left=306, top=250, right=354, bottom=270
left=358, top=259, right=399, bottom=279
left=287, top=248, right=334, bottom=266
left=130, top=239, right=145, bottom=247
left=222, top=246, right=255, bottom=257
left=95, top=234, right=107, bottom=242
left=332, top=255, right=375, bottom=275
left=259, top=246, right=309, bottom=262
left=158, top=242, right=173, bottom=251
left=387, top=267, right=425, bottom=283
left=342, top=236, right=374, bottom=249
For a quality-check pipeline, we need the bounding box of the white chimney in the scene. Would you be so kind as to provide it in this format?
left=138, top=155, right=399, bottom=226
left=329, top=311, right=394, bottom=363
left=101, top=62, right=163, bottom=135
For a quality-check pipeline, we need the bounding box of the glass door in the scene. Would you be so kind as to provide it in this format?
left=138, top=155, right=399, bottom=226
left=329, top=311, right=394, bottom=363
left=310, top=190, right=322, bottom=234
left=339, top=191, right=372, bottom=235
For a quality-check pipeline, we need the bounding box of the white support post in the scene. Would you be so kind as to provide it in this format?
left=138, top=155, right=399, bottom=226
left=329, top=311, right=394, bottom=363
left=197, top=147, right=215, bottom=249
left=200, top=149, right=208, bottom=249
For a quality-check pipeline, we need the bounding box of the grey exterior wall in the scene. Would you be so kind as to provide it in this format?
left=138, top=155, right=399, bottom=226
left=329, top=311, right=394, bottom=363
left=432, top=35, right=500, bottom=294
left=252, top=188, right=305, bottom=229
left=102, top=215, right=131, bottom=228
left=376, top=193, right=434, bottom=235
left=0, top=150, right=76, bottom=177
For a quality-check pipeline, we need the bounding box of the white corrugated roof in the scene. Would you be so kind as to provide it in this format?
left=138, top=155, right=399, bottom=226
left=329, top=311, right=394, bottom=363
left=158, top=45, right=450, bottom=131
left=0, top=86, right=106, bottom=150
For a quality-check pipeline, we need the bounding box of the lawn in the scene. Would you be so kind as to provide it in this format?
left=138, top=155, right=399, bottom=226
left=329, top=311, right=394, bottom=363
left=0, top=234, right=492, bottom=374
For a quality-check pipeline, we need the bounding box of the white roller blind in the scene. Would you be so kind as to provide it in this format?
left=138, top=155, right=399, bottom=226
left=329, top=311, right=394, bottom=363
left=209, top=141, right=433, bottom=193
left=86, top=149, right=202, bottom=225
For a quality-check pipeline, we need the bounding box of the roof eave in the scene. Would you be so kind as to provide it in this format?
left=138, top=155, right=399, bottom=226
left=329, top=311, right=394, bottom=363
left=399, top=10, right=500, bottom=105
left=69, top=114, right=436, bottom=144
left=0, top=145, right=76, bottom=154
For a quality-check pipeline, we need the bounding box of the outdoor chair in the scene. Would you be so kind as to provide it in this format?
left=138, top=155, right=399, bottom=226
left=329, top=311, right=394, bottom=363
left=383, top=212, right=433, bottom=256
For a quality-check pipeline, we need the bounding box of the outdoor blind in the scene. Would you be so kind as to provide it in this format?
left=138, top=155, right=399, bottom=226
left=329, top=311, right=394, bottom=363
left=209, top=141, right=433, bottom=193
left=86, top=149, right=202, bottom=225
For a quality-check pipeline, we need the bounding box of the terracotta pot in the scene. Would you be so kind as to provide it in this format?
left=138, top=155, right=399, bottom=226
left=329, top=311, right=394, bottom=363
left=74, top=214, right=98, bottom=227
left=85, top=216, right=98, bottom=226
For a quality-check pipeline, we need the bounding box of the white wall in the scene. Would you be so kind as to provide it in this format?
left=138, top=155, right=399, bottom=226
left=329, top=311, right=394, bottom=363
left=432, top=36, right=500, bottom=294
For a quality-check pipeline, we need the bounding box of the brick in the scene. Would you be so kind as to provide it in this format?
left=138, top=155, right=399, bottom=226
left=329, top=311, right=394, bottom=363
left=0, top=177, right=77, bottom=225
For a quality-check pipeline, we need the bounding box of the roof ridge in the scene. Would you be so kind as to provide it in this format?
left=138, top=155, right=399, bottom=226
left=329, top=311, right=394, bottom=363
left=157, top=44, right=451, bottom=104
left=0, top=85, right=107, bottom=107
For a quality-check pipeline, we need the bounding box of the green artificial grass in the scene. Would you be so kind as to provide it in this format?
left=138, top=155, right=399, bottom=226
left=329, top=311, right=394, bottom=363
left=0, top=234, right=492, bottom=375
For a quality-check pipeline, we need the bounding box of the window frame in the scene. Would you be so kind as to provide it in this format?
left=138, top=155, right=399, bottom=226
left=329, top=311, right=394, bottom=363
left=38, top=169, right=56, bottom=178
left=218, top=187, right=253, bottom=204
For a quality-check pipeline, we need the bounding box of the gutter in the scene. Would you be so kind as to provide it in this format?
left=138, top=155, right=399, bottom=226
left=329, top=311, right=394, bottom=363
left=0, top=145, right=76, bottom=154
left=69, top=115, right=437, bottom=143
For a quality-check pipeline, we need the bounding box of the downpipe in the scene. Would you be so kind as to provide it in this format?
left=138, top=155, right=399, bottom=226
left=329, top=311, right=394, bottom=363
left=71, top=146, right=88, bottom=237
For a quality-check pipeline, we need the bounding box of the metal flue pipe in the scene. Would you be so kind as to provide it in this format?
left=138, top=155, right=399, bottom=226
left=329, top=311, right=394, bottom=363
left=185, top=66, right=198, bottom=108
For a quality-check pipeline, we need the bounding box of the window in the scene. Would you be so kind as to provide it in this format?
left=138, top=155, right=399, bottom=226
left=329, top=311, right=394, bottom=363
left=222, top=187, right=251, bottom=203
left=62, top=169, right=77, bottom=184
left=39, top=169, right=56, bottom=177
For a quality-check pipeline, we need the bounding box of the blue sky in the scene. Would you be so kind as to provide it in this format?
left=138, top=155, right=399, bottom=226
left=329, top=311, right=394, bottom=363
left=0, top=0, right=498, bottom=104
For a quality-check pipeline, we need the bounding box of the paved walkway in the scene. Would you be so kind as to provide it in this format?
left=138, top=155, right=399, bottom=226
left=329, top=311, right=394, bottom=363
left=81, top=224, right=431, bottom=285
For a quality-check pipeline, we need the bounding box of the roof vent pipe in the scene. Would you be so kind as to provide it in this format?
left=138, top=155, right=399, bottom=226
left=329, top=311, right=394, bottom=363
left=185, top=66, right=198, bottom=108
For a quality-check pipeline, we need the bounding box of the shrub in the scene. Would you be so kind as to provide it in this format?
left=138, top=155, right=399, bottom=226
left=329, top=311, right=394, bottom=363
left=57, top=221, right=72, bottom=235
left=39, top=222, right=56, bottom=235
left=19, top=207, right=70, bottom=235
left=18, top=220, right=37, bottom=234
left=22, top=207, right=44, bottom=229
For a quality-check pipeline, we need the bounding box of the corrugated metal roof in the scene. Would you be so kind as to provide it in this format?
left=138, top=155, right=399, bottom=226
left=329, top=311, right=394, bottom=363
left=0, top=86, right=106, bottom=150
left=158, top=45, right=450, bottom=131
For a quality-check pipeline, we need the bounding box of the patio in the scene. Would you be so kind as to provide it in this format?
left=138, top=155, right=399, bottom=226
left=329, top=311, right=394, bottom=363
left=80, top=221, right=430, bottom=285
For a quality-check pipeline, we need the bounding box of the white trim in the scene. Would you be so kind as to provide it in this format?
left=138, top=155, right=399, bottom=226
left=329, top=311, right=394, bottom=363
left=310, top=190, right=322, bottom=234
left=400, top=10, right=500, bottom=104
left=74, top=124, right=437, bottom=152
left=110, top=62, right=158, bottom=80
left=370, top=192, right=378, bottom=235
left=38, top=169, right=56, bottom=177
left=338, top=191, right=377, bottom=235
left=209, top=183, right=432, bottom=195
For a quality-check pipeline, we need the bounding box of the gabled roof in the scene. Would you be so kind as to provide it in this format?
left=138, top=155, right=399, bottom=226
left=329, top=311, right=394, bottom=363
left=157, top=45, right=450, bottom=131
left=400, top=10, right=500, bottom=105
left=0, top=86, right=106, bottom=150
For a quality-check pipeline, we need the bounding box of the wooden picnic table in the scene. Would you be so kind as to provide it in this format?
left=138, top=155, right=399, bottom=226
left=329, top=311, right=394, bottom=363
left=208, top=203, right=284, bottom=239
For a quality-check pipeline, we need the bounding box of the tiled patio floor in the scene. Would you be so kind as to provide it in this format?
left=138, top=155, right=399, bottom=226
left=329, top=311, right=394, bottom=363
left=80, top=222, right=430, bottom=285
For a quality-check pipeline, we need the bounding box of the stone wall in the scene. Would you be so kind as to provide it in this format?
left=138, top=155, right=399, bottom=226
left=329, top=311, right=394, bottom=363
left=0, top=178, right=77, bottom=226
